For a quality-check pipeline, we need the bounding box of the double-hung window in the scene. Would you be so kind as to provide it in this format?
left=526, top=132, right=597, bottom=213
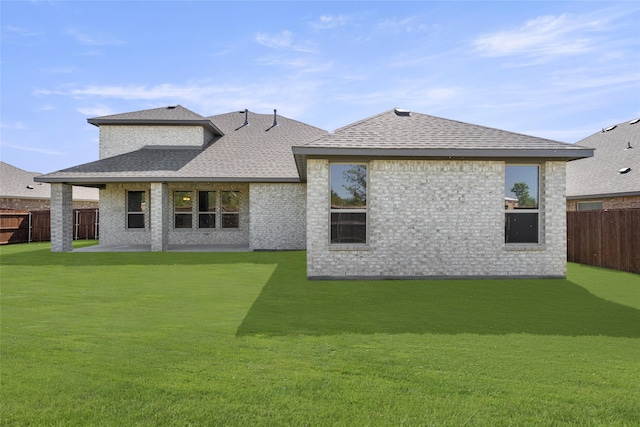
left=174, top=191, right=193, bottom=229
left=127, top=191, right=146, bottom=229
left=198, top=191, right=216, bottom=228
left=505, top=165, right=539, bottom=244
left=330, top=163, right=367, bottom=244
left=221, top=191, right=240, bottom=228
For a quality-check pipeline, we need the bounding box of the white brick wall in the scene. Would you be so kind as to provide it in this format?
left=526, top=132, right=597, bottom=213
left=50, top=183, right=73, bottom=252
left=249, top=183, right=306, bottom=250
left=99, top=125, right=206, bottom=159
left=306, top=159, right=568, bottom=279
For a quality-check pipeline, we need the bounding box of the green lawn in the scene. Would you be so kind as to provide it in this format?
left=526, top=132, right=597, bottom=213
left=1, top=241, right=639, bottom=426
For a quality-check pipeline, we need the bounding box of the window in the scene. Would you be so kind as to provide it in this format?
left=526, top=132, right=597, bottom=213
left=505, top=165, right=539, bottom=243
left=330, top=163, right=367, bottom=244
left=221, top=191, right=239, bottom=228
left=198, top=191, right=216, bottom=228
left=127, top=191, right=145, bottom=229
left=174, top=191, right=193, bottom=229
left=577, top=201, right=603, bottom=211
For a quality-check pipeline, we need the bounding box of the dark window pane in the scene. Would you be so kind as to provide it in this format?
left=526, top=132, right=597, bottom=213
left=199, top=191, right=216, bottom=212
left=505, top=213, right=538, bottom=243
left=505, top=166, right=538, bottom=209
left=199, top=213, right=216, bottom=228
left=331, top=212, right=366, bottom=244
left=175, top=214, right=192, bottom=229
left=128, top=191, right=145, bottom=212
left=222, top=213, right=239, bottom=229
left=128, top=213, right=144, bottom=229
left=174, top=191, right=193, bottom=212
left=222, top=191, right=239, bottom=213
left=331, top=164, right=367, bottom=209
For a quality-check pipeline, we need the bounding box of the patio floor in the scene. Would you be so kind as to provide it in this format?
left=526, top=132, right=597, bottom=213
left=74, top=244, right=251, bottom=252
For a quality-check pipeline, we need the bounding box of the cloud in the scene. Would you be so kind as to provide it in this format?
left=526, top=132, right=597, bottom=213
left=0, top=142, right=64, bottom=156
left=6, top=25, right=40, bottom=37
left=255, top=30, right=315, bottom=53
left=472, top=14, right=601, bottom=61
left=67, top=29, right=125, bottom=46
left=0, top=121, right=27, bottom=130
left=76, top=104, right=118, bottom=117
left=378, top=16, right=432, bottom=33
left=310, top=15, right=348, bottom=30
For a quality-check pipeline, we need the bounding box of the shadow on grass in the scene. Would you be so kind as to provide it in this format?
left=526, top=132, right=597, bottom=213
left=237, top=263, right=640, bottom=338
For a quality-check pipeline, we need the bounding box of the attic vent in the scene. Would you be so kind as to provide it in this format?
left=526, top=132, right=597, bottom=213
left=618, top=167, right=631, bottom=174
left=167, top=106, right=177, bottom=109
left=394, top=108, right=411, bottom=117
left=603, top=125, right=617, bottom=132
left=630, top=118, right=640, bottom=125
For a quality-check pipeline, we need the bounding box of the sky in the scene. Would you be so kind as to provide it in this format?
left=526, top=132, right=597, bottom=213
left=1, top=1, right=639, bottom=174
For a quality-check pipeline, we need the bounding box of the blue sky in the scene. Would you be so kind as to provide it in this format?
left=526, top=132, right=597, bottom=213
left=1, top=1, right=639, bottom=174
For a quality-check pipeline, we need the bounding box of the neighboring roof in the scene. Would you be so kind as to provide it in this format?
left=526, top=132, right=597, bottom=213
left=36, top=109, right=328, bottom=184
left=1, top=161, right=99, bottom=201
left=566, top=118, right=640, bottom=199
left=293, top=108, right=594, bottom=179
left=87, top=105, right=224, bottom=136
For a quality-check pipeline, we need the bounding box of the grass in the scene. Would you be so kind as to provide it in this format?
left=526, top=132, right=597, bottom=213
left=1, top=241, right=639, bottom=426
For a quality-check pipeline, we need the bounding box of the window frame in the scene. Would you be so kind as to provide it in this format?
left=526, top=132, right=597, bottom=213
left=577, top=200, right=603, bottom=211
left=221, top=190, right=240, bottom=229
left=126, top=190, right=146, bottom=229
left=198, top=190, right=217, bottom=228
left=329, top=162, right=368, bottom=246
left=504, top=164, right=541, bottom=245
left=173, top=190, right=194, bottom=229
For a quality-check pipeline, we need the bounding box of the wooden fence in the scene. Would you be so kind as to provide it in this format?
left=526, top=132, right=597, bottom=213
left=0, top=209, right=99, bottom=245
left=567, top=209, right=640, bottom=274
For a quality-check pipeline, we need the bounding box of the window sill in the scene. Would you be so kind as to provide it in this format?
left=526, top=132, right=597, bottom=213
left=329, top=244, right=371, bottom=251
left=504, top=244, right=546, bottom=251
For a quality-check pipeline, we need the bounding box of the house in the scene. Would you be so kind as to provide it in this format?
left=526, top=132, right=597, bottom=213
left=1, top=161, right=98, bottom=211
left=566, top=118, right=640, bottom=211
left=36, top=106, right=593, bottom=279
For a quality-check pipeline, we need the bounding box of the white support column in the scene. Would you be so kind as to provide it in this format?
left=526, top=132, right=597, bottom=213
left=150, top=182, right=169, bottom=252
left=50, top=183, right=73, bottom=252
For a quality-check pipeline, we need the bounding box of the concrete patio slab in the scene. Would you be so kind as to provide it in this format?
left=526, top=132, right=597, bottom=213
left=74, top=244, right=251, bottom=252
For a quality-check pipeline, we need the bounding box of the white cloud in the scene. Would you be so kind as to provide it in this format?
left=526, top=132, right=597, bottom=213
left=378, top=16, right=431, bottom=33
left=0, top=121, right=27, bottom=130
left=76, top=104, right=118, bottom=117
left=255, top=30, right=315, bottom=53
left=310, top=15, right=348, bottom=30
left=6, top=25, right=40, bottom=37
left=67, top=29, right=125, bottom=46
left=0, top=142, right=64, bottom=156
left=472, top=14, right=600, bottom=60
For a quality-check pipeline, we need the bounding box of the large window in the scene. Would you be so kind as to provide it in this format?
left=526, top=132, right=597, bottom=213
left=505, top=165, right=539, bottom=244
left=330, top=163, right=367, bottom=244
left=174, top=191, right=193, bottom=228
left=221, top=191, right=240, bottom=228
left=198, top=191, right=216, bottom=228
left=127, top=191, right=146, bottom=229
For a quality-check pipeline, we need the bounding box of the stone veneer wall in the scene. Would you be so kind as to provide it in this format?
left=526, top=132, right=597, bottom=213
left=249, top=183, right=306, bottom=250
left=99, top=182, right=250, bottom=247
left=306, top=159, right=567, bottom=279
left=99, top=125, right=206, bottom=159
left=50, top=183, right=73, bottom=252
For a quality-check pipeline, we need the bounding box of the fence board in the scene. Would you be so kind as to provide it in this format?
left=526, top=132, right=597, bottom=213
left=567, top=209, right=640, bottom=274
left=0, top=209, right=98, bottom=245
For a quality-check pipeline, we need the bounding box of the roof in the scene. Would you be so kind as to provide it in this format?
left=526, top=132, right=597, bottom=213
left=36, top=109, right=328, bottom=184
left=566, top=118, right=640, bottom=199
left=1, top=161, right=99, bottom=201
left=293, top=108, right=594, bottom=179
left=87, top=105, right=224, bottom=135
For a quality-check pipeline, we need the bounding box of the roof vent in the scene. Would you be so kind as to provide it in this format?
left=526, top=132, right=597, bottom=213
left=272, top=109, right=278, bottom=127
left=603, top=125, right=617, bottom=132
left=626, top=142, right=633, bottom=150
left=26, top=185, right=34, bottom=190
left=394, top=108, right=411, bottom=117
left=618, top=167, right=631, bottom=174
left=630, top=118, right=640, bottom=125
left=167, top=106, right=177, bottom=109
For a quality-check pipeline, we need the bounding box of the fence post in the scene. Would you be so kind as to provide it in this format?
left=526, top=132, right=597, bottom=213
left=95, top=209, right=99, bottom=240
left=28, top=212, right=32, bottom=243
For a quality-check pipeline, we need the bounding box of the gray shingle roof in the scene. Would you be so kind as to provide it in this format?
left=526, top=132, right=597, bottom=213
left=87, top=105, right=224, bottom=135
left=36, top=109, right=328, bottom=184
left=566, top=118, right=640, bottom=198
left=292, top=108, right=594, bottom=179
left=1, top=161, right=99, bottom=201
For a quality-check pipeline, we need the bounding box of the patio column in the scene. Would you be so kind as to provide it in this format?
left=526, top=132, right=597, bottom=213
left=150, top=182, right=169, bottom=252
left=50, top=183, right=73, bottom=252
